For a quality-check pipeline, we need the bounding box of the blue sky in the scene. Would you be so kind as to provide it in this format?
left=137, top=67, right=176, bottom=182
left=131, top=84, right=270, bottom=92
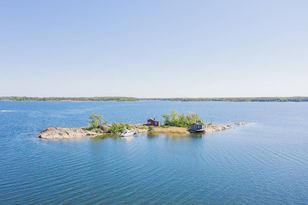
left=0, top=0, right=308, bottom=97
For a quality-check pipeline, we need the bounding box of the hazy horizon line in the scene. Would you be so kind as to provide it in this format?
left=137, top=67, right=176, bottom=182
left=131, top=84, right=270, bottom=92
left=1, top=96, right=308, bottom=102
left=1, top=96, right=308, bottom=98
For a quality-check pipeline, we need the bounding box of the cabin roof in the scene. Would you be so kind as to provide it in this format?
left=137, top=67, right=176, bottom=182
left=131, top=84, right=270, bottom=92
left=148, top=118, right=158, bottom=122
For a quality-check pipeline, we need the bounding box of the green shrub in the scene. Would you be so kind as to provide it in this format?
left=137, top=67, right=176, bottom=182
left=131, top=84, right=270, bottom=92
left=108, top=123, right=132, bottom=134
left=162, top=110, right=203, bottom=127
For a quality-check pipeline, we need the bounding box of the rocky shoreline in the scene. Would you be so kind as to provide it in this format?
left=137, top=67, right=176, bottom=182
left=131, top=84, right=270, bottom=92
left=38, top=128, right=97, bottom=139
left=38, top=122, right=247, bottom=140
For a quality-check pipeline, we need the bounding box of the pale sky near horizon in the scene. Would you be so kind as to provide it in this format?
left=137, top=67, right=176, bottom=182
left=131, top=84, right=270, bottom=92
left=0, top=0, right=308, bottom=98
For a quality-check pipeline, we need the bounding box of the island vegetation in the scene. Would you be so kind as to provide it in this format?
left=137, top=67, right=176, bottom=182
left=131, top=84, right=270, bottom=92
left=162, top=110, right=202, bottom=127
left=107, top=123, right=134, bottom=134
left=39, top=111, right=245, bottom=139
left=2, top=96, right=308, bottom=102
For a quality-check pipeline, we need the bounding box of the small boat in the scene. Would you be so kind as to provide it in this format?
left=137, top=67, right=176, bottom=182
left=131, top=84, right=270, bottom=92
left=120, top=129, right=137, bottom=137
left=188, top=122, right=205, bottom=133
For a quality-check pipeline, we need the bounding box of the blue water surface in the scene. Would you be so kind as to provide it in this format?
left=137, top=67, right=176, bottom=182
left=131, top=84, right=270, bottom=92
left=0, top=101, right=308, bottom=204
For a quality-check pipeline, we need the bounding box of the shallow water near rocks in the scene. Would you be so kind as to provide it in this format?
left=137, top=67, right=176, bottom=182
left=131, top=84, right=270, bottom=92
left=1, top=101, right=308, bottom=204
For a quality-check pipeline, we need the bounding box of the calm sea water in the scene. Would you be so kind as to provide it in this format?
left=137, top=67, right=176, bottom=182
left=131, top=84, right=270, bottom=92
left=0, top=101, right=308, bottom=204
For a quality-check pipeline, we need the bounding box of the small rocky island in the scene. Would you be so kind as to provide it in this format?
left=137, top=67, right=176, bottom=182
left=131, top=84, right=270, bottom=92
left=38, top=111, right=247, bottom=139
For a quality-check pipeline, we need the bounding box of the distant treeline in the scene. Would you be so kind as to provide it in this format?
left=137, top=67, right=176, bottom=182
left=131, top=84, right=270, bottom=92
left=1, top=96, right=308, bottom=102
left=0, top=96, right=138, bottom=101
left=146, top=97, right=308, bottom=102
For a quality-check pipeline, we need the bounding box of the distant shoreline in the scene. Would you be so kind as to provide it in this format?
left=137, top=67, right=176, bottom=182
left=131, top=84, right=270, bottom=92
left=1, top=96, right=308, bottom=102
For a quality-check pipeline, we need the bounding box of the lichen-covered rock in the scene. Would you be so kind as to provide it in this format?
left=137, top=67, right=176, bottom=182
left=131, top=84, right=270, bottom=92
left=38, top=127, right=97, bottom=139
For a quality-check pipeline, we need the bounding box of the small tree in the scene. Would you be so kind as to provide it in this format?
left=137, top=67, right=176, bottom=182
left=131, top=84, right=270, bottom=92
left=89, top=113, right=105, bottom=129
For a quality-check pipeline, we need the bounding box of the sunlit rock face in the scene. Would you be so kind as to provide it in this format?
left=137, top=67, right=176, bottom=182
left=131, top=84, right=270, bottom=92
left=38, top=127, right=96, bottom=139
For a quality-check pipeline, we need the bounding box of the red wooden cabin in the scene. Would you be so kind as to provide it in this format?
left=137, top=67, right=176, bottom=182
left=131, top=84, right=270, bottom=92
left=145, top=118, right=160, bottom=126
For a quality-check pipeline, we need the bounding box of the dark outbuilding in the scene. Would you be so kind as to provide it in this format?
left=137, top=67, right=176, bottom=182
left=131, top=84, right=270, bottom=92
left=145, top=118, right=160, bottom=126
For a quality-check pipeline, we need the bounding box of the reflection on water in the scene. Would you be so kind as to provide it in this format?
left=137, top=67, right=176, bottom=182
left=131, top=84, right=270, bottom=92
left=147, top=132, right=204, bottom=139
left=0, top=101, right=308, bottom=204
left=0, top=109, right=15, bottom=112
